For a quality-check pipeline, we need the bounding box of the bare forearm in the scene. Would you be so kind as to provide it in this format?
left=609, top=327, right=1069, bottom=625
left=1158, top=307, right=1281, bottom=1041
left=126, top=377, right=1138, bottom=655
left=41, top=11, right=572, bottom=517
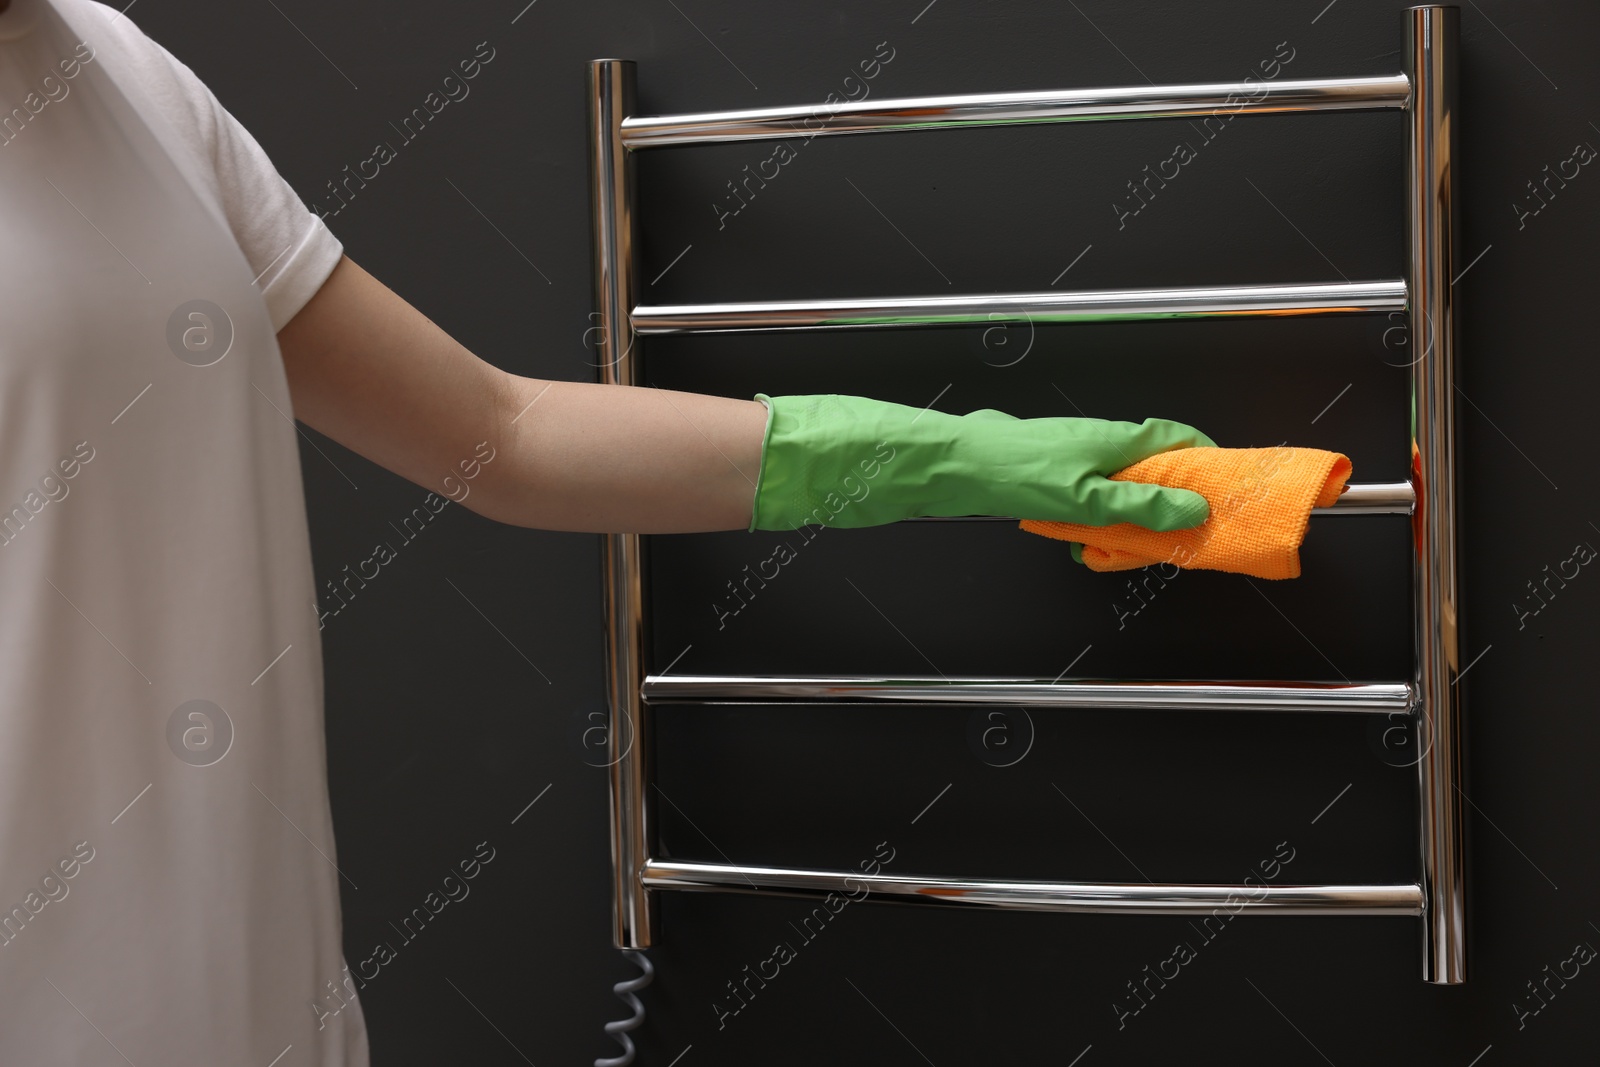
left=470, top=374, right=769, bottom=534
left=277, top=255, right=769, bottom=535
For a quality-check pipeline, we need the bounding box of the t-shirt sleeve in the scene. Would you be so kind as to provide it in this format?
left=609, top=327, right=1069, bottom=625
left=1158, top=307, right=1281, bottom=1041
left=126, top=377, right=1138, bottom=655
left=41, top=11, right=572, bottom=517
left=78, top=0, right=345, bottom=333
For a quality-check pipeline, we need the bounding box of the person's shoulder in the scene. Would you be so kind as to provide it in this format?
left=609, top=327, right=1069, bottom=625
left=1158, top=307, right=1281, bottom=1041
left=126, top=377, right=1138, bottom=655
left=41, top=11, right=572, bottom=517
left=54, top=0, right=191, bottom=72
left=51, top=0, right=220, bottom=143
left=52, top=0, right=161, bottom=55
left=47, top=0, right=345, bottom=328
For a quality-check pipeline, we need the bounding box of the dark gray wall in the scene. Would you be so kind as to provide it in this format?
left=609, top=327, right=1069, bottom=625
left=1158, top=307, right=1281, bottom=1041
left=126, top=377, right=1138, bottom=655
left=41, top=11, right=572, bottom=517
left=139, top=0, right=1599, bottom=1063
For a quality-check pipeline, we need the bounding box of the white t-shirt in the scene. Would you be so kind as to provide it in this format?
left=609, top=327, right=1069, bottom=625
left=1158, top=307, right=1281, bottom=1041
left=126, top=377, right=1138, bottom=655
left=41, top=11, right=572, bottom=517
left=0, top=0, right=366, bottom=1063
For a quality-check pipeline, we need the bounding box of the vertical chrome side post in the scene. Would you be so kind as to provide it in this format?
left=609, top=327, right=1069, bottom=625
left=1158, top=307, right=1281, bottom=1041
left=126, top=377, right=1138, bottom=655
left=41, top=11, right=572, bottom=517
left=1404, top=6, right=1466, bottom=985
left=588, top=58, right=654, bottom=949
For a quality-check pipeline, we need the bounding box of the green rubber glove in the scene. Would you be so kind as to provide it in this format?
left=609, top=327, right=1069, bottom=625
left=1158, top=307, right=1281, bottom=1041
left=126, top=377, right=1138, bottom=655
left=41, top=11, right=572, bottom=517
left=747, top=393, right=1217, bottom=533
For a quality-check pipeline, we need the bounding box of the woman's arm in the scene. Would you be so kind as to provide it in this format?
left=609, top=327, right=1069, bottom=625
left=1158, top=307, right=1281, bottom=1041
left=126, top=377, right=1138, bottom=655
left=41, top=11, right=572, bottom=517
left=277, top=254, right=769, bottom=534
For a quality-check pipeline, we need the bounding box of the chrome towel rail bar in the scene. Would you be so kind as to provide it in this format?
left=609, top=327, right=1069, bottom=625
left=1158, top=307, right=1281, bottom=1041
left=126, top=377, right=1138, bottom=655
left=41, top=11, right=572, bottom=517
left=618, top=74, right=1412, bottom=147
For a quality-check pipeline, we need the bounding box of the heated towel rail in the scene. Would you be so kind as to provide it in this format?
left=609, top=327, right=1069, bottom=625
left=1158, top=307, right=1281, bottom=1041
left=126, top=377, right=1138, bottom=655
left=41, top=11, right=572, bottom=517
left=587, top=5, right=1466, bottom=984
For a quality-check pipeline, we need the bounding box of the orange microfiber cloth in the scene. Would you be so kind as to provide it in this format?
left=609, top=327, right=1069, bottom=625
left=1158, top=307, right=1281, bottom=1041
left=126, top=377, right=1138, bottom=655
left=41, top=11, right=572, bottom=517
left=1019, top=446, right=1352, bottom=579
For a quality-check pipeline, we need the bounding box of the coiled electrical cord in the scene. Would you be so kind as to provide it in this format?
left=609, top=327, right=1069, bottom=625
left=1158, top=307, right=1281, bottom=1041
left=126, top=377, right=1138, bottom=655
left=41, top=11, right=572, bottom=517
left=595, top=948, right=653, bottom=1067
